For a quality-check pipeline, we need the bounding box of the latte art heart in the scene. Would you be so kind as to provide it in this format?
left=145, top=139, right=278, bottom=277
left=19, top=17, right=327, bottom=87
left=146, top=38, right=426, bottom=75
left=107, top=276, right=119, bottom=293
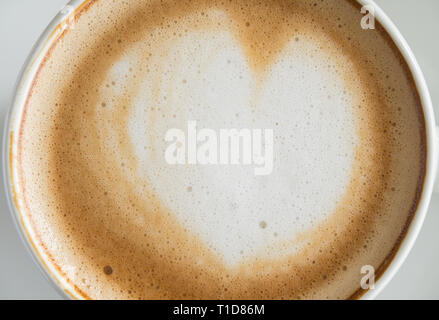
left=95, top=24, right=357, bottom=265
left=13, top=0, right=426, bottom=299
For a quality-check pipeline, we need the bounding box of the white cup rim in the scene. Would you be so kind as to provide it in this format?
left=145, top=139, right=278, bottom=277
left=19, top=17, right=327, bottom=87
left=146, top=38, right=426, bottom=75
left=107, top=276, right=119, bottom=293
left=2, top=0, right=438, bottom=300
left=354, top=0, right=438, bottom=299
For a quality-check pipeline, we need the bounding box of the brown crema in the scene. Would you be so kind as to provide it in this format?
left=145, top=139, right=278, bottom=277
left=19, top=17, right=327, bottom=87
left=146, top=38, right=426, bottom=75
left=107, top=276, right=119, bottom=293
left=13, top=0, right=426, bottom=299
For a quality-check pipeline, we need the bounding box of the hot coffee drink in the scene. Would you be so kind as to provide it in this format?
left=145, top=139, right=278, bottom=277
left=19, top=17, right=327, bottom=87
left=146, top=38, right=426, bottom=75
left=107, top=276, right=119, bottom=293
left=12, top=0, right=426, bottom=299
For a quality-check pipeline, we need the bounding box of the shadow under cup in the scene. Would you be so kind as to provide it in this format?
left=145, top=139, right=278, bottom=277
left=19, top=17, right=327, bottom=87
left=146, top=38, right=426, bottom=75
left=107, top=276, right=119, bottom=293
left=3, top=0, right=438, bottom=300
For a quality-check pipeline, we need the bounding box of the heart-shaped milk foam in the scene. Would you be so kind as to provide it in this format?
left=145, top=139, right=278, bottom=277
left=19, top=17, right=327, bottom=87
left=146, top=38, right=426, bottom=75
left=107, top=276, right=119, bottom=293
left=97, top=15, right=357, bottom=266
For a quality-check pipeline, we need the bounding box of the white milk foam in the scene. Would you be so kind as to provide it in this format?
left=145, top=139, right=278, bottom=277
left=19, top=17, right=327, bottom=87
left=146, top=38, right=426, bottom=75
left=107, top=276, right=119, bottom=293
left=98, top=27, right=357, bottom=265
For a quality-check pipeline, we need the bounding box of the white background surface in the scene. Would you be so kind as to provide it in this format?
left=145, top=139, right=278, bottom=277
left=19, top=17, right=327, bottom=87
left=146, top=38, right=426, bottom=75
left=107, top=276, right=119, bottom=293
left=0, top=0, right=438, bottom=300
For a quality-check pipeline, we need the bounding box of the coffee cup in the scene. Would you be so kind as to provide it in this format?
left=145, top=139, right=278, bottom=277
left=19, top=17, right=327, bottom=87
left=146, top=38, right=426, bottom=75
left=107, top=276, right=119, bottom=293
left=3, top=0, right=438, bottom=299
